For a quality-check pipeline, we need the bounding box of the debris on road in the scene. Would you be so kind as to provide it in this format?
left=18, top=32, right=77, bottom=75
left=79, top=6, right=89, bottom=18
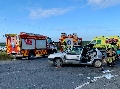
left=78, top=74, right=83, bottom=76
left=94, top=76, right=101, bottom=79
left=75, top=69, right=118, bottom=89
left=103, top=73, right=114, bottom=79
left=87, top=77, right=90, bottom=79
left=102, top=70, right=113, bottom=73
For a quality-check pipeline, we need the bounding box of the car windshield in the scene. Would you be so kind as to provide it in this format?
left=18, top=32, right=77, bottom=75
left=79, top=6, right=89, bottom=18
left=69, top=47, right=83, bottom=55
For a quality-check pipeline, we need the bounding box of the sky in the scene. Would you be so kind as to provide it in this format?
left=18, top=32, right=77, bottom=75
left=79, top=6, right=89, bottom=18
left=0, top=0, right=120, bottom=42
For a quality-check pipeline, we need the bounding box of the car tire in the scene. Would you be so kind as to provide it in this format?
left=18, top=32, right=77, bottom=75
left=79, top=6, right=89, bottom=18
left=53, top=58, right=63, bottom=67
left=93, top=60, right=102, bottom=68
left=42, top=55, right=47, bottom=58
left=28, top=52, right=35, bottom=60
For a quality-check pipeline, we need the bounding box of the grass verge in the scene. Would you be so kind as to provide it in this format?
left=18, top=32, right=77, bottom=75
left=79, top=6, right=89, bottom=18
left=0, top=51, right=14, bottom=60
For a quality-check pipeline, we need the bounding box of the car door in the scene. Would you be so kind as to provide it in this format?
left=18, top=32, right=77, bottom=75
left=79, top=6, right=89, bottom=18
left=65, top=54, right=80, bottom=61
left=65, top=48, right=82, bottom=61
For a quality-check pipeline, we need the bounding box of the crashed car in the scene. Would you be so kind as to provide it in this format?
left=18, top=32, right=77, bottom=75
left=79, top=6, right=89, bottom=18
left=48, top=44, right=103, bottom=68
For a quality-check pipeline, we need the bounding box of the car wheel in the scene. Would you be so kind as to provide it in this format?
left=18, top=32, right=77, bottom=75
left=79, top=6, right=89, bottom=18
left=16, top=57, right=22, bottom=59
left=53, top=58, right=63, bottom=67
left=93, top=60, right=102, bottom=68
left=42, top=55, right=47, bottom=58
left=28, top=52, right=35, bottom=60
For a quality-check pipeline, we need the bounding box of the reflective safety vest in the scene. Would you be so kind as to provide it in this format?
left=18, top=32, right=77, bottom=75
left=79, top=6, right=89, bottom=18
left=64, top=45, right=68, bottom=50
left=106, top=44, right=112, bottom=49
left=112, top=45, right=117, bottom=50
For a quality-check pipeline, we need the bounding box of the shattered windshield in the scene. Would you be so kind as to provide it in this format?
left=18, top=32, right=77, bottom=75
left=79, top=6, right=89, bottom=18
left=68, top=47, right=83, bottom=55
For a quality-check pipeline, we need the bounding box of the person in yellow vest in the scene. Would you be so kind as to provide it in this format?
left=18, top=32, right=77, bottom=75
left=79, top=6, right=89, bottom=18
left=112, top=44, right=117, bottom=50
left=63, top=40, right=68, bottom=51
left=60, top=46, right=64, bottom=52
left=112, top=47, right=116, bottom=65
left=111, top=44, right=117, bottom=64
left=106, top=46, right=114, bottom=67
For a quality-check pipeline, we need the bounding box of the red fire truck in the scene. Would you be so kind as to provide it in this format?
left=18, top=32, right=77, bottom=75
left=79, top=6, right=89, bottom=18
left=5, top=32, right=54, bottom=59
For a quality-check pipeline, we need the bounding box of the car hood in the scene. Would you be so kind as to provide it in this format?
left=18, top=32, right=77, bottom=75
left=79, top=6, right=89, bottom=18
left=48, top=52, right=65, bottom=58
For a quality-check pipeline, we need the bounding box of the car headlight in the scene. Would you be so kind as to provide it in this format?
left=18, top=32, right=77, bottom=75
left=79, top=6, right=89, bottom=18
left=48, top=55, right=51, bottom=58
left=48, top=55, right=53, bottom=58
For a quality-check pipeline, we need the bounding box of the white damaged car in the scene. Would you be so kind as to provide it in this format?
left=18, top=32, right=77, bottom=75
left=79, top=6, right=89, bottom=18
left=48, top=46, right=103, bottom=68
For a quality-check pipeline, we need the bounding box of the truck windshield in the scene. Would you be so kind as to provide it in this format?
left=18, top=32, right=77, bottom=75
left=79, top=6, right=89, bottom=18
left=89, top=40, right=96, bottom=44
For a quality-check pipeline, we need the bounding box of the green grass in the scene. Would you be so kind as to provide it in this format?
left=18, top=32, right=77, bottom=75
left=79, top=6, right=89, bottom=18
left=0, top=42, right=6, bottom=46
left=0, top=51, right=14, bottom=60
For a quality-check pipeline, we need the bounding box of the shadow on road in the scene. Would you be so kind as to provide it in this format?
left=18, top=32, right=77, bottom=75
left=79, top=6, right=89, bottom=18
left=16, top=56, right=48, bottom=60
left=63, top=64, right=93, bottom=67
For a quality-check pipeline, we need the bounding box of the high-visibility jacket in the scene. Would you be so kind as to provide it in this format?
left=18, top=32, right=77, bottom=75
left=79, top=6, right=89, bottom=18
left=106, top=44, right=112, bottom=49
left=112, top=45, right=117, bottom=50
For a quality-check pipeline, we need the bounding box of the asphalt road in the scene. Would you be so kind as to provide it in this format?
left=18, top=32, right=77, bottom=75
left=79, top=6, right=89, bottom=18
left=0, top=58, right=120, bottom=89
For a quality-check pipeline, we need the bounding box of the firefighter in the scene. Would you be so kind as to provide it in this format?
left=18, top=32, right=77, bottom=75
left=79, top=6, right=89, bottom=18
left=60, top=46, right=64, bottom=52
left=112, top=47, right=116, bottom=65
left=63, top=41, right=68, bottom=51
left=58, top=41, right=61, bottom=52
left=106, top=47, right=114, bottom=67
left=111, top=41, right=117, bottom=64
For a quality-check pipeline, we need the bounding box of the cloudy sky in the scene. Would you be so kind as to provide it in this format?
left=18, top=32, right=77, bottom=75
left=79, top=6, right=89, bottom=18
left=0, top=0, right=120, bottom=42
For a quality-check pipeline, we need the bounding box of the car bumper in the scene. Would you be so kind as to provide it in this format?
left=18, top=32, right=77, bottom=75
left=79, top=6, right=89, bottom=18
left=48, top=58, right=54, bottom=64
left=48, top=60, right=53, bottom=64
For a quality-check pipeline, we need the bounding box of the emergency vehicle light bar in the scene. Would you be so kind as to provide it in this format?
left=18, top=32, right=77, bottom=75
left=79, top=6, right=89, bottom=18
left=5, top=34, right=17, bottom=37
left=26, top=33, right=40, bottom=36
left=20, top=32, right=41, bottom=36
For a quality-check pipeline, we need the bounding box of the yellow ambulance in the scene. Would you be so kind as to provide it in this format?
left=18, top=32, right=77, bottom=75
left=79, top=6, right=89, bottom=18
left=90, top=36, right=120, bottom=49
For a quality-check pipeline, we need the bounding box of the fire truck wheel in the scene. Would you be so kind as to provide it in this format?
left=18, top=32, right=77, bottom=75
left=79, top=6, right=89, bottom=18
left=28, top=52, right=35, bottom=60
left=47, top=49, right=52, bottom=54
left=53, top=49, right=57, bottom=53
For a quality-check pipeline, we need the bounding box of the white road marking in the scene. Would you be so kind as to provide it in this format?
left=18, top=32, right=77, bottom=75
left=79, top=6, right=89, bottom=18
left=0, top=71, right=21, bottom=76
left=75, top=75, right=103, bottom=89
left=75, top=71, right=117, bottom=89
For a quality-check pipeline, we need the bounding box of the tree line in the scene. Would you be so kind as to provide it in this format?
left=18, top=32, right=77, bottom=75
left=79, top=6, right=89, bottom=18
left=0, top=42, right=6, bottom=46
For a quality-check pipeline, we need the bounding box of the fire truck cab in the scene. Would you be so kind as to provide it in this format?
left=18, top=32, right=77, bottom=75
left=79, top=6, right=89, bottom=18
left=59, top=33, right=82, bottom=51
left=5, top=32, right=52, bottom=59
left=59, top=33, right=82, bottom=46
